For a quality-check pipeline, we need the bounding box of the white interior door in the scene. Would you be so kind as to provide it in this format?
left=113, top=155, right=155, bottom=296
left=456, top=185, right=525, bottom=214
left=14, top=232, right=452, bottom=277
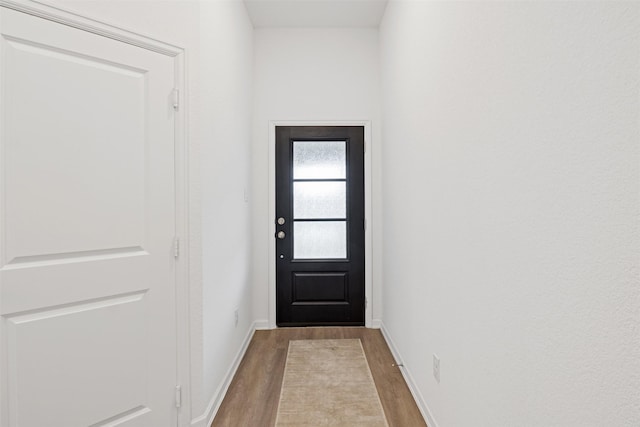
left=0, top=7, right=178, bottom=426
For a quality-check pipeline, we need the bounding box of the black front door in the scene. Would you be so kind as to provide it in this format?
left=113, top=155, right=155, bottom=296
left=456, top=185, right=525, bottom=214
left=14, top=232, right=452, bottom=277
left=276, top=126, right=365, bottom=326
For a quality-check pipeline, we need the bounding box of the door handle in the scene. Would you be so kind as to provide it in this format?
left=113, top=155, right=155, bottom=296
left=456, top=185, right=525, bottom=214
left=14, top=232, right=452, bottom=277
left=276, top=231, right=286, bottom=239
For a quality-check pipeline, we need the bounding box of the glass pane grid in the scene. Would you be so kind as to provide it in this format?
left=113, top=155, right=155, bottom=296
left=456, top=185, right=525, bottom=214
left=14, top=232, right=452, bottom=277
left=292, top=140, right=348, bottom=259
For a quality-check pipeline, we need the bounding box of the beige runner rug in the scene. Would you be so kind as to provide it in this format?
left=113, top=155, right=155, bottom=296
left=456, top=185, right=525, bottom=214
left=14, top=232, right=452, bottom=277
left=275, top=339, right=389, bottom=427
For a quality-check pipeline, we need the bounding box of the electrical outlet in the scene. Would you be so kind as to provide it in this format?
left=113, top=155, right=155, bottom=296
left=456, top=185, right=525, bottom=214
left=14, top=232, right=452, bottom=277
left=234, top=309, right=239, bottom=327
left=433, top=354, right=440, bottom=383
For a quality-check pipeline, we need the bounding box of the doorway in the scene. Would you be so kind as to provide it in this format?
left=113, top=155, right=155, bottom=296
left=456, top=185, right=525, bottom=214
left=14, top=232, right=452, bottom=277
left=275, top=126, right=365, bottom=326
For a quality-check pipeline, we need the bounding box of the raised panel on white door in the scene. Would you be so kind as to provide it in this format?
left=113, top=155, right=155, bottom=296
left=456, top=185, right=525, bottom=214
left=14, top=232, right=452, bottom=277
left=6, top=292, right=149, bottom=426
left=3, top=37, right=147, bottom=266
left=0, top=7, right=178, bottom=427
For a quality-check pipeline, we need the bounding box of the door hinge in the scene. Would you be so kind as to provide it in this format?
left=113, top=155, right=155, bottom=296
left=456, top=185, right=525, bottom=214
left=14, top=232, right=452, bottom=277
left=173, top=237, right=180, bottom=258
left=172, top=88, right=180, bottom=111
left=365, top=297, right=368, bottom=311
left=364, top=218, right=367, bottom=231
left=175, top=385, right=182, bottom=408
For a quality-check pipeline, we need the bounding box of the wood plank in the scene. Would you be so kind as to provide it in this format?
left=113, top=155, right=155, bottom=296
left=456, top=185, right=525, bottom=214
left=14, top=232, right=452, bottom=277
left=211, top=327, right=427, bottom=427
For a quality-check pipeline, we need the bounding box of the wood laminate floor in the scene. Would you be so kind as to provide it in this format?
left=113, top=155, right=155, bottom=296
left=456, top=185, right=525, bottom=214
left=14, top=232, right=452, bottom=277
left=211, top=327, right=427, bottom=427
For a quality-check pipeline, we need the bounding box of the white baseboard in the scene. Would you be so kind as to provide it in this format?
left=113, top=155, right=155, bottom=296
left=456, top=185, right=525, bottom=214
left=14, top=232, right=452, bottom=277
left=370, top=318, right=382, bottom=329
left=190, top=321, right=257, bottom=427
left=254, top=319, right=270, bottom=330
left=379, top=323, right=439, bottom=427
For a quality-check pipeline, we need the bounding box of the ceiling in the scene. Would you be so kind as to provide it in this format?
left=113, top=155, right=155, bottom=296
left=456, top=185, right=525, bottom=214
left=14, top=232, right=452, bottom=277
left=243, top=0, right=389, bottom=28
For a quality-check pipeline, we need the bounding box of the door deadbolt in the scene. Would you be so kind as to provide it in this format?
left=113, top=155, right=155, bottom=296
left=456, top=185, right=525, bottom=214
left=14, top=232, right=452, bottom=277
left=276, top=231, right=286, bottom=239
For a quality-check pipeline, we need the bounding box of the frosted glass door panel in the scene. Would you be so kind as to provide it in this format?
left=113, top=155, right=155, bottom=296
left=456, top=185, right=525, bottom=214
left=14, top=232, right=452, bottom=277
left=294, top=181, right=346, bottom=219
left=294, top=221, right=346, bottom=259
left=293, top=141, right=346, bottom=179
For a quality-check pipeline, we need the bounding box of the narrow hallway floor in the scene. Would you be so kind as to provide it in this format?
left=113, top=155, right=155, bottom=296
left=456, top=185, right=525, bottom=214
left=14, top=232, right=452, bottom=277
left=212, top=327, right=427, bottom=427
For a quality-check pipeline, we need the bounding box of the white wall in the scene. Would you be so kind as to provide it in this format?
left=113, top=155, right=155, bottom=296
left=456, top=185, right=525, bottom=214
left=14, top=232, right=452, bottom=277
left=251, top=28, right=383, bottom=326
left=379, top=2, right=640, bottom=426
left=50, top=0, right=255, bottom=424
left=198, top=0, right=254, bottom=422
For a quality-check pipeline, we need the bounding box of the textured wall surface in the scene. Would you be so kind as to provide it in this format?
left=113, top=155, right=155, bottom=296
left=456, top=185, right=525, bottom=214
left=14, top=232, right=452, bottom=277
left=251, top=28, right=383, bottom=325
left=379, top=2, right=640, bottom=426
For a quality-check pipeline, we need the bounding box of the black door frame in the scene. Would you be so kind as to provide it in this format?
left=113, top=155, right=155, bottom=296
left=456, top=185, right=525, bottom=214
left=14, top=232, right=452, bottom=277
left=267, top=121, right=372, bottom=329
